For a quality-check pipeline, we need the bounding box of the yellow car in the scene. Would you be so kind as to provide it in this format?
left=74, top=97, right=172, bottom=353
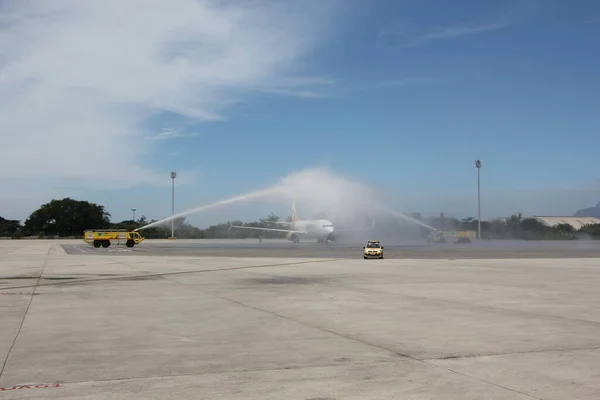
left=363, top=240, right=384, bottom=259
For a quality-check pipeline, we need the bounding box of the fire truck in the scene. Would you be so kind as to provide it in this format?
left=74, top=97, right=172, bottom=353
left=83, top=229, right=145, bottom=248
left=427, top=230, right=475, bottom=244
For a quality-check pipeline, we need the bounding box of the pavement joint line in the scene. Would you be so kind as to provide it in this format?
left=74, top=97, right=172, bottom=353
left=0, top=253, right=49, bottom=379
left=0, top=259, right=345, bottom=291
left=158, top=274, right=544, bottom=400
left=0, top=292, right=39, bottom=296
left=421, top=345, right=600, bottom=361
left=26, top=360, right=401, bottom=388
left=423, top=362, right=544, bottom=400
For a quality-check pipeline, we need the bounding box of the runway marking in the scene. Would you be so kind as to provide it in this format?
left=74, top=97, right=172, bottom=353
left=0, top=383, right=61, bottom=391
left=64, top=244, right=133, bottom=254
left=69, top=244, right=86, bottom=253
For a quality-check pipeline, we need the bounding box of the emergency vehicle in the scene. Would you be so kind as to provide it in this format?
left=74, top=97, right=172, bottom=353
left=427, top=230, right=475, bottom=244
left=363, top=240, right=384, bottom=259
left=83, top=229, right=144, bottom=248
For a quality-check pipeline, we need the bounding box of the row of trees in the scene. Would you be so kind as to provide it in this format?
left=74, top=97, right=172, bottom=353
left=409, top=212, right=600, bottom=240
left=0, top=198, right=296, bottom=239
left=1, top=198, right=600, bottom=240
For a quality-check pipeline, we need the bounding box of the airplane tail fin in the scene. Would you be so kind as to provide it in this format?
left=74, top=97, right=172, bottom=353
left=291, top=201, right=300, bottom=222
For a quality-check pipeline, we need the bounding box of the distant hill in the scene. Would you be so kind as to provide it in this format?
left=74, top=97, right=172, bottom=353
left=574, top=201, right=600, bottom=218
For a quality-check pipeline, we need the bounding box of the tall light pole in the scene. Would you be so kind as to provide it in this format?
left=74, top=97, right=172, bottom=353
left=170, top=172, right=177, bottom=238
left=475, top=159, right=482, bottom=240
left=132, top=208, right=136, bottom=222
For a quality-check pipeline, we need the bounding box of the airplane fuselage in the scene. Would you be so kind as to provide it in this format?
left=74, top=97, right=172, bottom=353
left=286, top=219, right=335, bottom=243
left=228, top=201, right=368, bottom=244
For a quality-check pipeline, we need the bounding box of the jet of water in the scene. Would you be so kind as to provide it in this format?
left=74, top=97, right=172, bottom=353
left=135, top=186, right=281, bottom=231
left=135, top=167, right=437, bottom=232
left=379, top=208, right=437, bottom=231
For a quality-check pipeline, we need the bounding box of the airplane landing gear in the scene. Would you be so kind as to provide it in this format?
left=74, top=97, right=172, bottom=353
left=317, top=236, right=334, bottom=244
left=288, top=233, right=300, bottom=244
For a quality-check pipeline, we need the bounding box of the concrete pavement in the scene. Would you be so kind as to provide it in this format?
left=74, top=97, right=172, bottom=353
left=0, top=240, right=599, bottom=399
left=63, top=238, right=600, bottom=259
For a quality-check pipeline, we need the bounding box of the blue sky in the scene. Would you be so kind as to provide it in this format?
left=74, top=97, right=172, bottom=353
left=1, top=0, right=599, bottom=226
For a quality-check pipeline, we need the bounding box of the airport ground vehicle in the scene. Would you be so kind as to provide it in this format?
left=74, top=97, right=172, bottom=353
left=83, top=229, right=144, bottom=248
left=427, top=229, right=475, bottom=244
left=363, top=240, right=384, bottom=259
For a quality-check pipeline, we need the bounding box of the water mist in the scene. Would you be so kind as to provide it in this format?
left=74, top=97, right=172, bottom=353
left=135, top=167, right=436, bottom=234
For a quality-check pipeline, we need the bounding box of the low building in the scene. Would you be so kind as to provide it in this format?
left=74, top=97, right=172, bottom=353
left=532, top=216, right=600, bottom=230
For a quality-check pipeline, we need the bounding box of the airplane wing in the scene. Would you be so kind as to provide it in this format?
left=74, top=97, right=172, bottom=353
left=334, top=217, right=376, bottom=233
left=229, top=222, right=305, bottom=234
left=264, top=220, right=293, bottom=226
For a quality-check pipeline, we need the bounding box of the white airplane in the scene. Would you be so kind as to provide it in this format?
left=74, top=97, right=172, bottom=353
left=229, top=202, right=375, bottom=244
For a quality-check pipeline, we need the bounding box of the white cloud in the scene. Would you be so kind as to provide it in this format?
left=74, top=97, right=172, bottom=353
left=351, top=76, right=444, bottom=92
left=406, top=22, right=512, bottom=47
left=148, top=128, right=200, bottom=141
left=378, top=1, right=539, bottom=49
left=0, top=0, right=337, bottom=214
left=379, top=21, right=515, bottom=49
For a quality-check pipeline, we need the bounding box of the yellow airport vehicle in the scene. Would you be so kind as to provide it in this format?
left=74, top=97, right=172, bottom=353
left=363, top=240, right=384, bottom=259
left=83, top=229, right=144, bottom=248
left=454, top=230, right=475, bottom=243
left=427, top=229, right=475, bottom=244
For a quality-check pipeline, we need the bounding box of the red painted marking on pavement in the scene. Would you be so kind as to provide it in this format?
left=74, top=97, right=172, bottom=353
left=0, top=383, right=60, bottom=390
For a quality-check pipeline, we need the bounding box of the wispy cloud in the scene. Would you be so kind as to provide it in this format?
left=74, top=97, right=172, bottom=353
left=379, top=1, right=539, bottom=49
left=0, top=0, right=338, bottom=212
left=257, top=77, right=336, bottom=98
left=148, top=128, right=200, bottom=141
left=405, top=22, right=513, bottom=47
left=380, top=21, right=516, bottom=49
left=369, top=76, right=443, bottom=88
left=260, top=88, right=331, bottom=99
left=335, top=76, right=444, bottom=95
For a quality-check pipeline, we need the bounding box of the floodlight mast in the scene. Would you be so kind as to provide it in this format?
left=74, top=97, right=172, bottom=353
left=171, top=172, right=177, bottom=238
left=475, top=159, right=482, bottom=240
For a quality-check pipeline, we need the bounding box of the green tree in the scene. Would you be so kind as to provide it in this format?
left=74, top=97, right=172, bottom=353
left=577, top=223, right=600, bottom=239
left=257, top=212, right=286, bottom=238
left=0, top=217, right=21, bottom=237
left=24, top=198, right=111, bottom=237
left=520, top=218, right=547, bottom=232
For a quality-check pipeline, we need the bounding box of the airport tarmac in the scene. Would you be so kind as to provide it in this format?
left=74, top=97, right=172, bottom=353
left=1, top=239, right=600, bottom=399
left=62, top=237, right=600, bottom=259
